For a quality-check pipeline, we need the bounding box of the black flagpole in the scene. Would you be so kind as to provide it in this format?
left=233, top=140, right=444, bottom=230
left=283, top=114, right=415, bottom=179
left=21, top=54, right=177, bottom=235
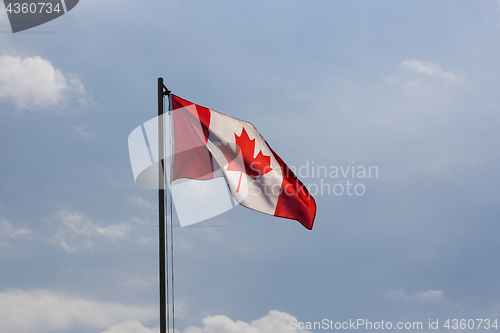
left=158, top=77, right=166, bottom=333
left=158, top=77, right=171, bottom=333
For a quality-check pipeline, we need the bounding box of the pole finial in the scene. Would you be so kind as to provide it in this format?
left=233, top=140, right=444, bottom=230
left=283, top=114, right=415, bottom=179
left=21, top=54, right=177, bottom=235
left=158, top=77, right=171, bottom=96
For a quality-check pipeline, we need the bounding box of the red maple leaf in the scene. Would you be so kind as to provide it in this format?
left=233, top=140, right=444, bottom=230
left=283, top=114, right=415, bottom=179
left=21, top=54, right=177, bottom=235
left=220, top=127, right=273, bottom=192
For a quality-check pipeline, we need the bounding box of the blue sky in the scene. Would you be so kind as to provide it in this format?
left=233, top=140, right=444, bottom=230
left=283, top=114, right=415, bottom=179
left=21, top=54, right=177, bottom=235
left=2, top=1, right=500, bottom=332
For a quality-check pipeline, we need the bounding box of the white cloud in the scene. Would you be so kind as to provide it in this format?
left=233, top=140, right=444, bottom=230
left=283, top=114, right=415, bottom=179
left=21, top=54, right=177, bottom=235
left=75, top=124, right=97, bottom=142
left=401, top=60, right=457, bottom=79
left=129, top=195, right=155, bottom=210
left=0, top=220, right=31, bottom=246
left=389, top=289, right=445, bottom=302
left=47, top=208, right=131, bottom=252
left=0, top=55, right=86, bottom=111
left=101, top=310, right=311, bottom=333
left=102, top=320, right=158, bottom=333
left=182, top=310, right=312, bottom=333
left=0, top=289, right=156, bottom=333
left=387, top=59, right=461, bottom=85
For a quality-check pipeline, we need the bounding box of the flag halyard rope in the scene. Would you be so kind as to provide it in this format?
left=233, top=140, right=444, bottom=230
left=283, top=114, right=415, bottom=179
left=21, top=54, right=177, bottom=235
left=168, top=93, right=175, bottom=333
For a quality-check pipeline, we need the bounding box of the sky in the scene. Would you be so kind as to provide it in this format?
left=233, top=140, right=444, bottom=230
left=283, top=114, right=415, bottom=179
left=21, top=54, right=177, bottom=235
left=1, top=1, right=500, bottom=332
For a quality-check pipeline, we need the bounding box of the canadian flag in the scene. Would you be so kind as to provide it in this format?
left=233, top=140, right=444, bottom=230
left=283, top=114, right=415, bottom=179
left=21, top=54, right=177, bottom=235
left=170, top=95, right=316, bottom=230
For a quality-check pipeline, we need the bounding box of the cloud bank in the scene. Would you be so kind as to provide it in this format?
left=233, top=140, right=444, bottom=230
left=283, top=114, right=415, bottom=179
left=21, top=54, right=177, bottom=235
left=0, top=289, right=156, bottom=333
left=0, top=291, right=306, bottom=333
left=102, top=310, right=311, bottom=333
left=182, top=310, right=311, bottom=333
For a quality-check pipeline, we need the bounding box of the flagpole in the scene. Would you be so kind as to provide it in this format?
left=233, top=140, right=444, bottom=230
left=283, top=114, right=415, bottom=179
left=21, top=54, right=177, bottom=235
left=158, top=77, right=167, bottom=333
